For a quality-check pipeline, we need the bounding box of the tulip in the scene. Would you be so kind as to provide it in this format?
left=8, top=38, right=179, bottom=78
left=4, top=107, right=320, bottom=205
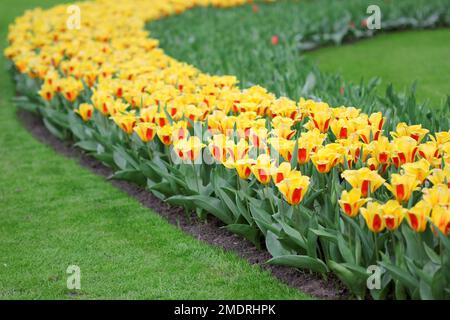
left=341, top=167, right=385, bottom=197
left=271, top=162, right=292, bottom=184
left=385, top=174, right=421, bottom=203
left=391, top=122, right=429, bottom=143
left=311, top=144, right=343, bottom=173
left=368, top=136, right=391, bottom=165
left=431, top=205, right=450, bottom=236
left=406, top=200, right=432, bottom=232
left=111, top=112, right=136, bottom=134
left=38, top=83, right=54, bottom=101
left=427, top=166, right=450, bottom=188
left=75, top=103, right=94, bottom=122
left=250, top=154, right=273, bottom=184
left=391, top=136, right=418, bottom=168
left=338, top=189, right=368, bottom=218
left=134, top=122, right=156, bottom=142
left=173, top=136, right=205, bottom=162
left=381, top=200, right=406, bottom=231
left=226, top=139, right=249, bottom=162
left=268, top=137, right=295, bottom=162
left=233, top=158, right=255, bottom=180
left=402, top=159, right=431, bottom=183
left=433, top=130, right=450, bottom=147
left=330, top=118, right=353, bottom=139
left=361, top=202, right=385, bottom=233
left=157, top=125, right=174, bottom=145
left=208, top=134, right=227, bottom=162
left=368, top=112, right=385, bottom=131
left=310, top=110, right=332, bottom=133
left=276, top=171, right=310, bottom=205
left=417, top=141, right=440, bottom=163
left=422, top=184, right=449, bottom=208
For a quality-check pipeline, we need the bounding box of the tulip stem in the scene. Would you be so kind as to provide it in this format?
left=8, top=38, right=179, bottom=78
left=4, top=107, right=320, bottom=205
left=146, top=142, right=153, bottom=160
left=374, top=233, right=379, bottom=262
left=193, top=162, right=200, bottom=192
left=266, top=184, right=276, bottom=214
left=166, top=145, right=172, bottom=166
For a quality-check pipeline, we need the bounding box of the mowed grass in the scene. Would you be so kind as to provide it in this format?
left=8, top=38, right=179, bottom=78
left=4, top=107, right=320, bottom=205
left=0, top=0, right=310, bottom=299
left=307, top=29, right=450, bottom=105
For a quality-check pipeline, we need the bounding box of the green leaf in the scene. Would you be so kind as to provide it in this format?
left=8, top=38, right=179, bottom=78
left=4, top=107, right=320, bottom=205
left=109, top=169, right=146, bottom=186
left=42, top=118, right=64, bottom=140
left=279, top=222, right=308, bottom=250
left=166, top=195, right=233, bottom=225
left=265, top=231, right=294, bottom=257
left=328, top=260, right=366, bottom=299
left=379, top=258, right=420, bottom=291
left=268, top=255, right=328, bottom=274
left=75, top=140, right=98, bottom=152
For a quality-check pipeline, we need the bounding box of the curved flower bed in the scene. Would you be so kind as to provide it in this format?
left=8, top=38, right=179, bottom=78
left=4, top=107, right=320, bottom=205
left=5, top=0, right=450, bottom=299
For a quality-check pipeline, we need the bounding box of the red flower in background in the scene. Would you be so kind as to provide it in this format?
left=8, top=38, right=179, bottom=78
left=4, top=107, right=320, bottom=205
left=271, top=35, right=279, bottom=45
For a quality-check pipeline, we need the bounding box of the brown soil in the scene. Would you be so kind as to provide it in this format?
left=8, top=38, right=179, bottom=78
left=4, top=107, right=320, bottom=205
left=18, top=109, right=349, bottom=300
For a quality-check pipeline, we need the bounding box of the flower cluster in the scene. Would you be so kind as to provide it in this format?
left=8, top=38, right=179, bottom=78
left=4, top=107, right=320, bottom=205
left=4, top=0, right=449, bottom=237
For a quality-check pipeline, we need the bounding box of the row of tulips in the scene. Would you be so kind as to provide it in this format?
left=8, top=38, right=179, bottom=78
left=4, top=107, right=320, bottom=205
left=6, top=0, right=449, bottom=299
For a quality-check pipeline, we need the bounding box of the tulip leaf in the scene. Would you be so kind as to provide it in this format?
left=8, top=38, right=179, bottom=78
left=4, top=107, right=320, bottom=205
left=379, top=257, right=420, bottom=291
left=267, top=255, right=328, bottom=274
left=279, top=222, right=308, bottom=250
left=42, top=118, right=65, bottom=140
left=225, top=224, right=260, bottom=248
left=310, top=228, right=338, bottom=243
left=265, top=231, right=294, bottom=257
left=166, top=195, right=233, bottom=225
left=109, top=169, right=146, bottom=186
left=328, top=260, right=366, bottom=299
left=75, top=140, right=99, bottom=152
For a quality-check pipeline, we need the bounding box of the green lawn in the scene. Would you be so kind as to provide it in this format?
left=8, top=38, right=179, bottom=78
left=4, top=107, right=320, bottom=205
left=0, top=0, right=309, bottom=299
left=307, top=29, right=450, bottom=105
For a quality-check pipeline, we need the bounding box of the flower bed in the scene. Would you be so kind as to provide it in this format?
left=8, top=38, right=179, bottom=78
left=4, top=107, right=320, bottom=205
left=5, top=0, right=450, bottom=299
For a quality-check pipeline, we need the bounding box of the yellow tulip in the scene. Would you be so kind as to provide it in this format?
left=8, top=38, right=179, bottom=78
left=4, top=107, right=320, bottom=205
left=406, top=200, right=432, bottom=232
left=311, top=144, right=343, bottom=173
left=417, top=141, right=439, bottom=163
left=271, top=162, right=292, bottom=184
left=341, top=167, right=385, bottom=197
left=368, top=136, right=391, bottom=165
left=157, top=125, right=174, bottom=145
left=338, top=189, right=368, bottom=218
left=361, top=202, right=385, bottom=233
left=431, top=206, right=450, bottom=236
left=381, top=200, right=406, bottom=231
left=391, top=122, right=429, bottom=143
left=422, top=184, right=450, bottom=208
left=226, top=138, right=249, bottom=162
left=391, top=136, right=418, bottom=168
left=427, top=166, right=450, bottom=188
left=250, top=154, right=273, bottom=184
left=133, top=122, right=156, bottom=142
left=111, top=112, right=136, bottom=134
left=208, top=134, right=227, bottom=162
left=75, top=103, right=94, bottom=122
left=173, top=136, right=205, bottom=162
left=385, top=174, right=421, bottom=203
left=402, top=159, right=431, bottom=183
left=276, top=171, right=310, bottom=205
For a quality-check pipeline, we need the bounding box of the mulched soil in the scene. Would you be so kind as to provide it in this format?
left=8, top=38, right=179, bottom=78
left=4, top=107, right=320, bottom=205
left=18, top=109, right=349, bottom=300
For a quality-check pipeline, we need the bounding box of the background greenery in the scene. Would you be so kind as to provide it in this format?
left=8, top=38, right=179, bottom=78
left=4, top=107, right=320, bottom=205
left=308, top=29, right=450, bottom=105
left=149, top=0, right=450, bottom=127
left=0, top=0, right=309, bottom=299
